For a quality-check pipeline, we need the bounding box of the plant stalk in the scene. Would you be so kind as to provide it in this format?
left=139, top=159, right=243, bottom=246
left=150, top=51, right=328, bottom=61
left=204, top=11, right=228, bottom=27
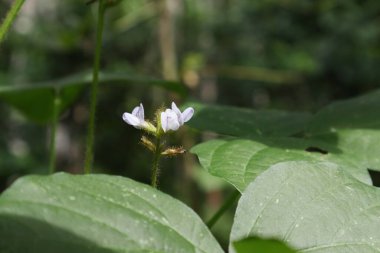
left=156, top=0, right=178, bottom=80
left=84, top=0, right=106, bottom=174
left=0, top=0, right=25, bottom=45
left=48, top=92, right=61, bottom=174
left=151, top=136, right=162, bottom=188
left=206, top=190, right=240, bottom=229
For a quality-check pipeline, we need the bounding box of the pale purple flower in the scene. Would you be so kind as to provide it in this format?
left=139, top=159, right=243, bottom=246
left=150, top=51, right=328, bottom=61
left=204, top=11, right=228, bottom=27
left=161, top=102, right=194, bottom=132
left=170, top=102, right=194, bottom=125
left=161, top=109, right=181, bottom=132
left=122, top=103, right=148, bottom=129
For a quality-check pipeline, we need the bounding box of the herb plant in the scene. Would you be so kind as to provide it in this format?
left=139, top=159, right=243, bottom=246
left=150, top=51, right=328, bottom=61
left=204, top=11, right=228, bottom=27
left=0, top=1, right=379, bottom=252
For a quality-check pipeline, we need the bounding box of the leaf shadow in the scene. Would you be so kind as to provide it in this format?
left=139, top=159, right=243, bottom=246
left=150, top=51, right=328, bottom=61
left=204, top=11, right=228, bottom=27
left=0, top=214, right=116, bottom=253
left=187, top=103, right=313, bottom=139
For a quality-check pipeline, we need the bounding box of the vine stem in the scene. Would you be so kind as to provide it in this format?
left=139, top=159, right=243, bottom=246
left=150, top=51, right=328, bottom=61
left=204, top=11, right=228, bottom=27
left=151, top=136, right=162, bottom=188
left=48, top=91, right=61, bottom=174
left=84, top=0, right=106, bottom=174
left=0, top=0, right=25, bottom=45
left=206, top=190, right=240, bottom=229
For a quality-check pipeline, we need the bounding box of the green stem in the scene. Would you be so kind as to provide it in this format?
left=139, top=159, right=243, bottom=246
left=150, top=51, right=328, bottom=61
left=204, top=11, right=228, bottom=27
left=49, top=91, right=61, bottom=174
left=206, top=190, right=240, bottom=229
left=84, top=0, right=107, bottom=174
left=0, top=0, right=25, bottom=45
left=151, top=136, right=162, bottom=188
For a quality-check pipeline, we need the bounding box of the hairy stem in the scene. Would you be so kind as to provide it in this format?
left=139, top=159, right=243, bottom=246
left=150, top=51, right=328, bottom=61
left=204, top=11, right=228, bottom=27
left=0, top=0, right=25, bottom=45
left=206, top=190, right=240, bottom=229
left=84, top=0, right=106, bottom=174
left=48, top=92, right=61, bottom=174
left=151, top=136, right=162, bottom=188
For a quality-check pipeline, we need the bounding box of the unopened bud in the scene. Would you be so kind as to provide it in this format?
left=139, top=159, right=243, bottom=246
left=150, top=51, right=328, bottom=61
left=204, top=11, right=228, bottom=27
left=161, top=147, right=186, bottom=157
left=140, top=136, right=155, bottom=152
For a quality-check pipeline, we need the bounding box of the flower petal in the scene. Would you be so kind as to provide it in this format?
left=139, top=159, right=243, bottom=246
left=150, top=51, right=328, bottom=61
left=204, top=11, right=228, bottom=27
left=132, top=103, right=144, bottom=121
left=122, top=112, right=141, bottom=127
left=182, top=107, right=194, bottom=122
left=166, top=110, right=180, bottom=131
left=161, top=111, right=168, bottom=132
left=171, top=102, right=183, bottom=125
left=171, top=102, right=180, bottom=113
left=131, top=106, right=140, bottom=116
left=137, top=103, right=144, bottom=121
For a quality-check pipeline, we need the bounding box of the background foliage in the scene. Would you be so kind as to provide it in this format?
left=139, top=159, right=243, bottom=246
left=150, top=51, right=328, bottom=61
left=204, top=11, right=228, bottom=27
left=1, top=0, right=380, bottom=251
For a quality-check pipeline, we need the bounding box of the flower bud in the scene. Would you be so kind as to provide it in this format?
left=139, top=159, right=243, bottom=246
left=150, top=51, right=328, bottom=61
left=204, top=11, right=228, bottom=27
left=140, top=136, right=156, bottom=152
left=161, top=147, right=186, bottom=157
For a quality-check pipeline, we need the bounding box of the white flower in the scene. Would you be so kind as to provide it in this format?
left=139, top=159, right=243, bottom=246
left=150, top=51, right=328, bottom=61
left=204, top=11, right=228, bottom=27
left=122, top=103, right=148, bottom=129
left=161, top=109, right=180, bottom=132
left=161, top=102, right=194, bottom=132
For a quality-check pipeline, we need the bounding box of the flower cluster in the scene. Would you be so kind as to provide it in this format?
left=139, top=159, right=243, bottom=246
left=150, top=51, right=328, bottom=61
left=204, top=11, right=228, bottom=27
left=122, top=102, right=194, bottom=188
left=122, top=102, right=194, bottom=133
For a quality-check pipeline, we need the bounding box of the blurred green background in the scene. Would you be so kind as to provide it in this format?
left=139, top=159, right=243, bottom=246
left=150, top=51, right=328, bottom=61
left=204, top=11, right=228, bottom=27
left=1, top=0, right=380, bottom=249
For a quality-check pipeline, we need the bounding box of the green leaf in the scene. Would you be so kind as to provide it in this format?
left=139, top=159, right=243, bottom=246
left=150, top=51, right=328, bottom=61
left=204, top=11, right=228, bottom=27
left=306, top=89, right=380, bottom=173
left=231, top=161, right=380, bottom=253
left=191, top=138, right=371, bottom=192
left=0, top=173, right=223, bottom=253
left=0, top=82, right=82, bottom=124
left=308, top=89, right=380, bottom=135
left=311, top=129, right=380, bottom=172
left=0, top=72, right=186, bottom=124
left=187, top=103, right=312, bottom=138
left=233, top=237, right=297, bottom=253
left=191, top=139, right=228, bottom=170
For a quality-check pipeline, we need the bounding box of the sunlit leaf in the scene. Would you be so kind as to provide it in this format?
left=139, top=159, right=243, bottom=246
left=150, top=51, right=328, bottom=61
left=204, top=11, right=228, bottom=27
left=231, top=161, right=380, bottom=253
left=191, top=138, right=371, bottom=192
left=0, top=173, right=223, bottom=253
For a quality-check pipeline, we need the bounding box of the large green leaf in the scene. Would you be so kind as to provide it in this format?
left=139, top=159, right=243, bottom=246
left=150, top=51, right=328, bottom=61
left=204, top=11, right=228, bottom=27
left=187, top=103, right=312, bottom=138
left=233, top=237, right=297, bottom=253
left=311, top=129, right=380, bottom=172
left=308, top=89, right=380, bottom=135
left=0, top=72, right=186, bottom=124
left=191, top=138, right=371, bottom=192
left=305, top=89, right=380, bottom=173
left=0, top=173, right=223, bottom=253
left=230, top=161, right=380, bottom=253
